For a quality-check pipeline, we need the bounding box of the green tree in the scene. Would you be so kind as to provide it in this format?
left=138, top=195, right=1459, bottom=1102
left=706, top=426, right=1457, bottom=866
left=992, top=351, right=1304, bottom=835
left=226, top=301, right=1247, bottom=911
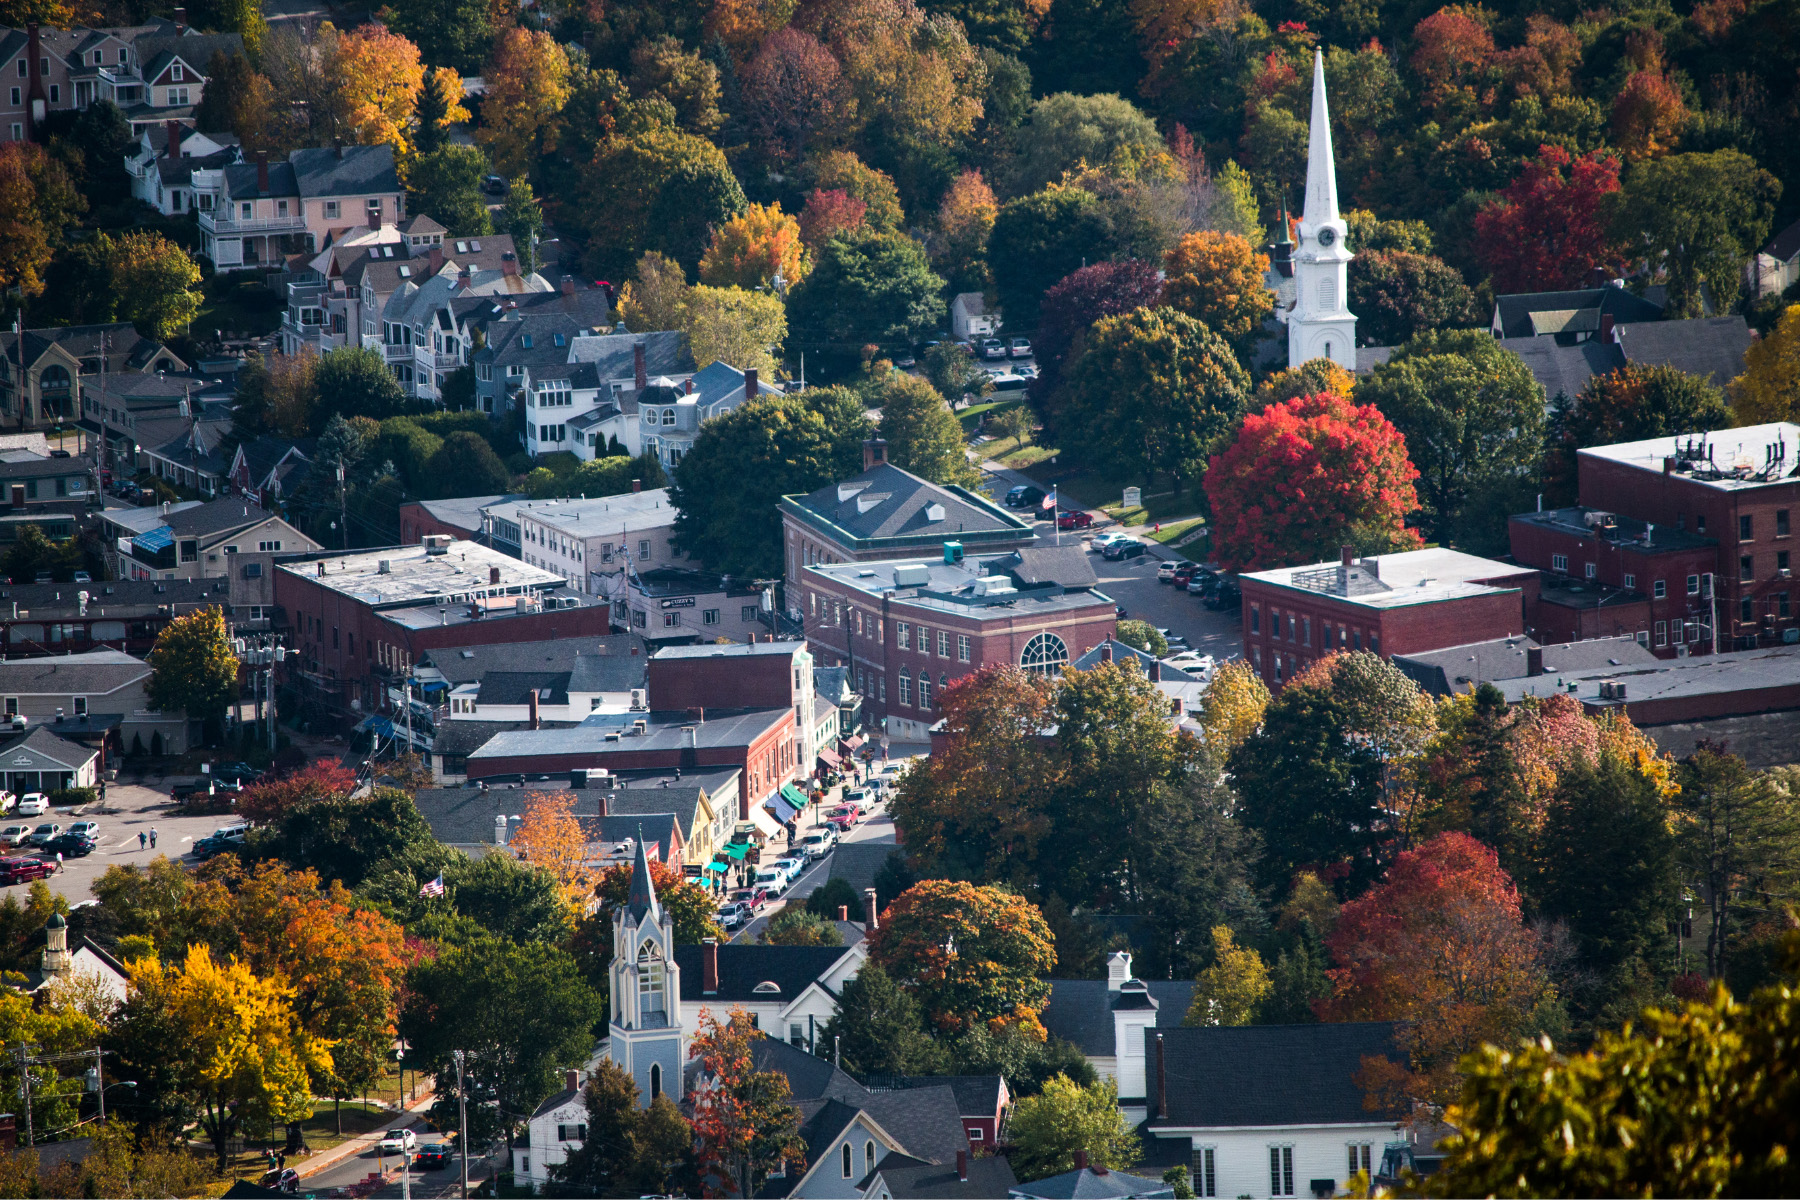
left=1008, top=92, right=1166, bottom=195
left=553, top=1060, right=696, bottom=1196
left=259, top=787, right=441, bottom=887
left=1547, top=364, right=1730, bottom=502
left=1056, top=305, right=1249, bottom=494
left=1674, top=745, right=1800, bottom=980
left=1259, top=923, right=1331, bottom=1025
left=869, top=879, right=1056, bottom=1037
left=989, top=187, right=1120, bottom=328
left=871, top=373, right=980, bottom=486
left=671, top=387, right=871, bottom=575
left=315, top=347, right=410, bottom=425
left=683, top=284, right=786, bottom=375
left=427, top=432, right=511, bottom=497
left=1132, top=770, right=1263, bottom=980
left=1346, top=249, right=1480, bottom=346
left=1615, top=150, right=1781, bottom=316
left=821, top=961, right=947, bottom=1075
left=921, top=341, right=992, bottom=403
left=581, top=122, right=747, bottom=276
left=805, top=877, right=862, bottom=922
left=383, top=0, right=492, bottom=74
left=105, top=231, right=203, bottom=342
left=400, top=936, right=607, bottom=1149
left=406, top=145, right=493, bottom=236
left=785, top=229, right=947, bottom=382
left=628, top=35, right=723, bottom=137
left=500, top=177, right=545, bottom=275
left=1006, top=1075, right=1140, bottom=1180
left=1410, top=683, right=1534, bottom=872
left=145, top=606, right=238, bottom=728
left=1355, top=329, right=1545, bottom=553
left=760, top=908, right=843, bottom=946
left=1185, top=926, right=1270, bottom=1026
left=1113, top=619, right=1166, bottom=656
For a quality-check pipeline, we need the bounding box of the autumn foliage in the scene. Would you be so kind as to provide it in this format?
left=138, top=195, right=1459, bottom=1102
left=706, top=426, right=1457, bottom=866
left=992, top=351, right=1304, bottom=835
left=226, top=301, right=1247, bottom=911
left=689, top=1007, right=807, bottom=1196
left=237, top=761, right=359, bottom=825
left=1159, top=230, right=1274, bottom=347
left=1203, top=391, right=1423, bottom=572
left=511, top=790, right=597, bottom=910
left=1473, top=145, right=1623, bottom=293
left=796, top=188, right=868, bottom=250
left=699, top=201, right=809, bottom=289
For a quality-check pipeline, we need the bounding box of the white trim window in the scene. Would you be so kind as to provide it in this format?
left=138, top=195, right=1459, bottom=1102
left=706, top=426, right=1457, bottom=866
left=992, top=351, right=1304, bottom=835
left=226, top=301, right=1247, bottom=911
left=1269, top=1146, right=1294, bottom=1197
left=1195, top=1147, right=1216, bottom=1197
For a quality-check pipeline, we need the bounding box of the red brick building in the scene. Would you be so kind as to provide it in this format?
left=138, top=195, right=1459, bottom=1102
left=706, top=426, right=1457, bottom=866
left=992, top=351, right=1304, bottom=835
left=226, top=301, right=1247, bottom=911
left=799, top=545, right=1116, bottom=741
left=272, top=537, right=611, bottom=726
left=1536, top=424, right=1800, bottom=652
left=1240, top=547, right=1537, bottom=688
left=1508, top=507, right=1719, bottom=654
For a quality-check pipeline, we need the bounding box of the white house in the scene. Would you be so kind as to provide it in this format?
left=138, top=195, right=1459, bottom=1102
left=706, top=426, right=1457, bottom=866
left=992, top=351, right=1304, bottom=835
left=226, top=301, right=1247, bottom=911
left=950, top=293, right=998, bottom=342
left=511, top=1069, right=589, bottom=1192
left=476, top=325, right=690, bottom=441
left=632, top=361, right=783, bottom=472
left=1040, top=952, right=1194, bottom=1117
left=124, top=122, right=239, bottom=216
left=0, top=648, right=190, bottom=755
left=1751, top=217, right=1800, bottom=298
left=1142, top=1022, right=1411, bottom=1200
left=375, top=262, right=552, bottom=400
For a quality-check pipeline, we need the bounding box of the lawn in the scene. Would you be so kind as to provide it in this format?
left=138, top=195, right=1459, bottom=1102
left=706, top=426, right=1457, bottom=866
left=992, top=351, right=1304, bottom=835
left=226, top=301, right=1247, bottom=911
left=956, top=397, right=1025, bottom=433
left=193, top=272, right=283, bottom=342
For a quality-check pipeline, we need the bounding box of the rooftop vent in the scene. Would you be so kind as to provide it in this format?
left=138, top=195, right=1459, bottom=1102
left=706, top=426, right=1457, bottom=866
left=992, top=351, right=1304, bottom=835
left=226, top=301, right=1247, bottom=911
left=893, top=565, right=931, bottom=587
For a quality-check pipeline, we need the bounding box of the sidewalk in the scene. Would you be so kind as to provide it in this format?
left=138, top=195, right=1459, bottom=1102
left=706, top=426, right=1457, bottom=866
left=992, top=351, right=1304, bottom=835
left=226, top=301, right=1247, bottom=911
left=295, top=1087, right=439, bottom=1181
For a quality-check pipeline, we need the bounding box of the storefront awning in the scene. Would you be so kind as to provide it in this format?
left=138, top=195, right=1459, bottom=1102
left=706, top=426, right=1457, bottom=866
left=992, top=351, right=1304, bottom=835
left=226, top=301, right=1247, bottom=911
left=816, top=747, right=842, bottom=768
left=780, top=783, right=810, bottom=809
left=840, top=735, right=865, bottom=752
left=766, top=792, right=801, bottom=824
left=701, top=860, right=728, bottom=873
left=354, top=715, right=394, bottom=736
left=722, top=841, right=749, bottom=860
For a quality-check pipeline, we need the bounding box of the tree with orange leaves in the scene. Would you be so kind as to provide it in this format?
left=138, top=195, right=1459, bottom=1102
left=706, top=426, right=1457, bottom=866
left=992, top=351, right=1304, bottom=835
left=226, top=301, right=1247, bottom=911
left=479, top=27, right=573, bottom=177
left=324, top=22, right=425, bottom=160
left=689, top=1007, right=807, bottom=1197
left=1323, top=832, right=1556, bottom=1110
left=511, top=790, right=596, bottom=911
left=1130, top=0, right=1235, bottom=75
left=1612, top=69, right=1687, bottom=160
left=867, top=879, right=1056, bottom=1039
left=928, top=168, right=997, bottom=293
left=595, top=856, right=725, bottom=945
left=797, top=188, right=867, bottom=249
left=1160, top=229, right=1274, bottom=358
left=699, top=201, right=808, bottom=290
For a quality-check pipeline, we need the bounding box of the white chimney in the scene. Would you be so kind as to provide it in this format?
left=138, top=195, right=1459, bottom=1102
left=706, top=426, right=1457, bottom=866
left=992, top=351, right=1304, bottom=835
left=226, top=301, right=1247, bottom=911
left=1106, top=950, right=1133, bottom=992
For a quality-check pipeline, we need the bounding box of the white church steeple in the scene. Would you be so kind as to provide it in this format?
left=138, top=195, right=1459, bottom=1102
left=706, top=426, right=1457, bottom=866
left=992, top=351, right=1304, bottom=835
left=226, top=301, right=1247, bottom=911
left=1287, top=50, right=1357, bottom=372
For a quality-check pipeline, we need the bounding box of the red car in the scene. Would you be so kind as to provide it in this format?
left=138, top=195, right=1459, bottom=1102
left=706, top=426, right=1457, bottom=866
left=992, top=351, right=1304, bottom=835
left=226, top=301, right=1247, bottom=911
left=1057, top=510, right=1093, bottom=531
left=0, top=857, right=53, bottom=885
left=1171, top=563, right=1198, bottom=587
left=730, top=886, right=770, bottom=912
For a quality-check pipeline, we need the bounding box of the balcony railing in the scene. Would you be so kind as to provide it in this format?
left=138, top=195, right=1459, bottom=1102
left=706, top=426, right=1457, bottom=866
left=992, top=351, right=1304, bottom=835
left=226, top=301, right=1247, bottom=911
left=201, top=211, right=307, bottom=235
left=433, top=353, right=461, bottom=370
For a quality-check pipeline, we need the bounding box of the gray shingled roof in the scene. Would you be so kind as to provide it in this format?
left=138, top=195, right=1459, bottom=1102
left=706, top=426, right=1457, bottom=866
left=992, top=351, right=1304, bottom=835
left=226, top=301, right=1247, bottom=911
left=998, top=546, right=1099, bottom=589
left=412, top=785, right=686, bottom=847
left=1042, top=979, right=1194, bottom=1057
left=1492, top=287, right=1663, bottom=340
left=786, top=463, right=1035, bottom=545
left=1393, top=635, right=1660, bottom=696
left=1010, top=1166, right=1174, bottom=1199
left=0, top=650, right=149, bottom=697
left=1071, top=640, right=1196, bottom=681
left=673, top=944, right=852, bottom=1003
left=1497, top=337, right=1623, bottom=401
left=419, top=635, right=648, bottom=687
left=1764, top=216, right=1800, bottom=263
left=1616, top=315, right=1753, bottom=386
left=289, top=144, right=399, bottom=198
left=1145, top=1022, right=1404, bottom=1128
left=827, top=844, right=906, bottom=896
left=870, top=1156, right=1019, bottom=1199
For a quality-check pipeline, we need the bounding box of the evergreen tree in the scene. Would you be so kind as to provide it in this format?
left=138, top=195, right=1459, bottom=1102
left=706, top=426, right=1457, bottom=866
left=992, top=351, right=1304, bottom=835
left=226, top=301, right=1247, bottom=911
left=821, top=963, right=946, bottom=1076
left=501, top=178, right=546, bottom=275
left=1259, top=922, right=1330, bottom=1025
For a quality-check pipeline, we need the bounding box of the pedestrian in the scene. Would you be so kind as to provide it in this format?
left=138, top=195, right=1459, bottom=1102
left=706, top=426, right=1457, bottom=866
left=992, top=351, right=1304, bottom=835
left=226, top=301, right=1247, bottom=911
left=54, top=852, right=62, bottom=870
left=148, top=828, right=157, bottom=849
left=138, top=831, right=146, bottom=851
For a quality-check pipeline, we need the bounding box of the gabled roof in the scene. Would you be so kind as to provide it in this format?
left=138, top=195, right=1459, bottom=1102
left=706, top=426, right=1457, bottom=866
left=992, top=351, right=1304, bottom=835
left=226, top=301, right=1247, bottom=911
left=673, top=944, right=854, bottom=1003
left=869, top=1155, right=1020, bottom=1199
left=996, top=545, right=1098, bottom=590
left=875, top=1075, right=1006, bottom=1117
left=0, top=725, right=100, bottom=771
left=751, top=1035, right=871, bottom=1104
left=527, top=1086, right=582, bottom=1121
left=1616, top=315, right=1754, bottom=386
left=1145, top=1022, right=1405, bottom=1129
left=784, top=463, right=1035, bottom=546
left=290, top=144, right=400, bottom=198
left=419, top=634, right=648, bottom=687
left=826, top=843, right=905, bottom=896
left=561, top=329, right=691, bottom=380
left=1496, top=336, right=1623, bottom=401
left=1763, top=216, right=1800, bottom=263
left=1042, top=979, right=1194, bottom=1057
left=223, top=159, right=299, bottom=199
left=1071, top=640, right=1196, bottom=681
left=1492, top=287, right=1663, bottom=340
left=157, top=497, right=281, bottom=539
left=1010, top=1166, right=1175, bottom=1199
left=0, top=650, right=151, bottom=697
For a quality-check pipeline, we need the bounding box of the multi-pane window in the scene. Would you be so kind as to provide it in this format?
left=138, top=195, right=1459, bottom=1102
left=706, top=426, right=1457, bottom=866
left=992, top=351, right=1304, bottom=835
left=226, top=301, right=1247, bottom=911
left=1269, top=1146, right=1295, bottom=1197
left=1741, top=555, right=1755, bottom=582
left=1656, top=620, right=1667, bottom=646
left=957, top=635, right=970, bottom=662
left=1688, top=574, right=1702, bottom=595
left=1585, top=561, right=1597, bottom=580
left=1672, top=620, right=1686, bottom=645
left=897, top=673, right=910, bottom=705
left=1780, top=592, right=1792, bottom=619
left=1741, top=515, right=1755, bottom=541
left=916, top=626, right=930, bottom=653
left=896, top=622, right=910, bottom=650
left=1348, top=1144, right=1373, bottom=1179
left=917, top=672, right=931, bottom=711
left=938, top=630, right=950, bottom=657
left=1301, top=616, right=1311, bottom=646
left=1623, top=573, right=1636, bottom=590
left=1779, top=509, right=1791, bottom=536
left=1654, top=579, right=1666, bottom=598
left=1552, top=554, right=1568, bottom=572
left=703, top=609, right=720, bottom=625
left=1195, top=1148, right=1216, bottom=1198
left=1250, top=606, right=1260, bottom=634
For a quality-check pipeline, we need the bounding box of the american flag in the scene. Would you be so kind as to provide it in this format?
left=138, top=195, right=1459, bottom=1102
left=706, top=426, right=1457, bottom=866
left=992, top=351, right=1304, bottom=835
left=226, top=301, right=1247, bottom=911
left=419, top=873, right=447, bottom=899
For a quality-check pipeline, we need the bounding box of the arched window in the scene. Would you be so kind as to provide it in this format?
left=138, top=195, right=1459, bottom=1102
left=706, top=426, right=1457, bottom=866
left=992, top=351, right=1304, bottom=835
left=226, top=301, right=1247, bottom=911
left=842, top=1143, right=853, bottom=1178
left=917, top=671, right=931, bottom=711
left=637, top=941, right=665, bottom=1015
left=1020, top=632, right=1069, bottom=677
left=1322, top=341, right=1334, bottom=360
left=866, top=1140, right=877, bottom=1173
left=649, top=1062, right=662, bottom=1100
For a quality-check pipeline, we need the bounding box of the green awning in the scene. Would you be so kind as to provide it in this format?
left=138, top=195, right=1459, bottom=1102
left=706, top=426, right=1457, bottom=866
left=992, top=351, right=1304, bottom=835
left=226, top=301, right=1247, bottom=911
left=702, top=860, right=728, bottom=873
left=780, top=783, right=810, bottom=808
left=723, top=842, right=749, bottom=860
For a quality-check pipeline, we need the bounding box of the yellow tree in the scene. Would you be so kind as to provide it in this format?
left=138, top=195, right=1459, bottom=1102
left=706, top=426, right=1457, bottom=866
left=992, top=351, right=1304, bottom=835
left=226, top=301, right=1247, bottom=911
left=325, top=23, right=425, bottom=160
left=145, top=606, right=240, bottom=728
left=0, top=142, right=81, bottom=301
left=929, top=168, right=996, bottom=291
left=699, top=201, right=808, bottom=289
left=619, top=251, right=691, bottom=333
left=1731, top=304, right=1800, bottom=425
left=104, top=231, right=203, bottom=342
left=1194, top=659, right=1269, bottom=756
left=511, top=790, right=595, bottom=909
left=129, top=946, right=329, bottom=1170
left=479, top=27, right=573, bottom=177
left=1185, top=925, right=1270, bottom=1025
left=684, top=285, right=787, bottom=374
left=1255, top=358, right=1356, bottom=405
left=1160, top=230, right=1274, bottom=350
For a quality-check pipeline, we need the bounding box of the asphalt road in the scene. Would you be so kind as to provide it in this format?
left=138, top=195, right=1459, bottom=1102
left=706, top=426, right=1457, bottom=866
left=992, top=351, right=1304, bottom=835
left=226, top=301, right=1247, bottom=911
left=727, top=784, right=901, bottom=945
left=1089, top=545, right=1243, bottom=662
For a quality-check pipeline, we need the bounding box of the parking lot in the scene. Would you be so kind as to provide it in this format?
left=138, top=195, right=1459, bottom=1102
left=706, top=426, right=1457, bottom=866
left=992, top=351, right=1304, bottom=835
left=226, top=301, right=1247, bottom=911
left=0, top=783, right=239, bottom=904
left=1088, top=541, right=1243, bottom=663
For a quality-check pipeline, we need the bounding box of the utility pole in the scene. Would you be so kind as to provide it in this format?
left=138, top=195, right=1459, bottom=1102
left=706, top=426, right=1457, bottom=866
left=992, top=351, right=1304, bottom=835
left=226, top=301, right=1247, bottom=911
left=336, top=462, right=348, bottom=550
left=454, top=1049, right=469, bottom=1200
left=13, top=1041, right=38, bottom=1147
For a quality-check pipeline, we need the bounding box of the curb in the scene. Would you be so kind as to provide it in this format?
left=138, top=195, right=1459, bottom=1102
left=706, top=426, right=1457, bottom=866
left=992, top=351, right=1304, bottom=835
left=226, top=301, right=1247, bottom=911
left=295, top=1090, right=438, bottom=1180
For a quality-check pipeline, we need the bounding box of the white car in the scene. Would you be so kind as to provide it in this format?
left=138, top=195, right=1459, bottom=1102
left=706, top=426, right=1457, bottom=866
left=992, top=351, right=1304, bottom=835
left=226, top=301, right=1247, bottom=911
left=0, top=792, right=14, bottom=814
left=1090, top=531, right=1133, bottom=552
left=378, top=1128, right=418, bottom=1154
left=0, top=825, right=30, bottom=847
left=27, top=823, right=61, bottom=846
left=1156, top=562, right=1178, bottom=581
left=67, top=821, right=99, bottom=840
left=799, top=831, right=834, bottom=860
left=15, top=794, right=48, bottom=818
left=753, top=867, right=790, bottom=896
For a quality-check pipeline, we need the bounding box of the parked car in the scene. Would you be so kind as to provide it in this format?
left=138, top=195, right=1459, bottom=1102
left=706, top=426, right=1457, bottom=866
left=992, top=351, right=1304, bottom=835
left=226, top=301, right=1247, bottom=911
left=1102, top=539, right=1148, bottom=560
left=774, top=856, right=807, bottom=884
left=1091, top=531, right=1133, bottom=551
left=480, top=174, right=507, bottom=195
left=378, top=1129, right=418, bottom=1154
left=1187, top=569, right=1221, bottom=596
left=1203, top=579, right=1243, bottom=611
left=799, top=830, right=834, bottom=860
left=1005, top=484, right=1047, bottom=509
left=1057, top=510, right=1093, bottom=531
left=0, top=791, right=14, bottom=814
left=828, top=802, right=862, bottom=826
left=842, top=788, right=870, bottom=805
left=0, top=857, right=53, bottom=884
left=730, top=886, right=769, bottom=912
left=988, top=373, right=1029, bottom=394
left=752, top=866, right=789, bottom=896
left=1009, top=337, right=1032, bottom=359
left=716, top=901, right=752, bottom=930
left=32, top=571, right=51, bottom=584
left=0, top=825, right=31, bottom=847
left=210, top=762, right=263, bottom=787
left=414, top=1143, right=454, bottom=1170
left=67, top=821, right=98, bottom=840
left=71, top=571, right=91, bottom=583
left=194, top=823, right=250, bottom=859
left=981, top=337, right=1007, bottom=360
left=42, top=833, right=95, bottom=857
left=26, top=823, right=61, bottom=847
left=1156, top=561, right=1178, bottom=582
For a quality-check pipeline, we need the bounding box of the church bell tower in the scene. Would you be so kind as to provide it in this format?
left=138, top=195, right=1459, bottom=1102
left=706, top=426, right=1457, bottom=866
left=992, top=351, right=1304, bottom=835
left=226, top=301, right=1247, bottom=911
left=1287, top=51, right=1357, bottom=372
left=604, top=832, right=685, bottom=1107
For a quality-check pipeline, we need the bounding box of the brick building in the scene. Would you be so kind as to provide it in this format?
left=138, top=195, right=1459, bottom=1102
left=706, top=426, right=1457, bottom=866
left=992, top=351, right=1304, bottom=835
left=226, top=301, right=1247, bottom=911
left=1508, top=507, right=1718, bottom=654
left=1239, top=547, right=1537, bottom=688
left=1525, top=424, right=1800, bottom=653
left=647, top=641, right=813, bottom=718
left=799, top=545, right=1116, bottom=741
left=272, top=536, right=610, bottom=726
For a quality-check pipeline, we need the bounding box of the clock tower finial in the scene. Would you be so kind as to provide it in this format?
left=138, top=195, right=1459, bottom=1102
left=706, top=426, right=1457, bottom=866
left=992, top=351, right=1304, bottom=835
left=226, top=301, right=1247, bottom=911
left=1286, top=50, right=1356, bottom=372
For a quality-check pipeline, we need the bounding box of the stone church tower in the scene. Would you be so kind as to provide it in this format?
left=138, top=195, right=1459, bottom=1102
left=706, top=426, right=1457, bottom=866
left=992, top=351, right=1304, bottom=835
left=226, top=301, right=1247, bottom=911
left=1286, top=51, right=1357, bottom=371
left=604, top=832, right=685, bottom=1107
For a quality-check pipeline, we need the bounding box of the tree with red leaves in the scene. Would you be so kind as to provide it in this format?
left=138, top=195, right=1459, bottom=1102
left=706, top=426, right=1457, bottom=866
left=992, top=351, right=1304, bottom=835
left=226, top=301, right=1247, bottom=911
left=237, top=761, right=359, bottom=825
left=796, top=187, right=868, bottom=250
left=1472, top=145, right=1623, bottom=293
left=1323, top=832, right=1556, bottom=1109
left=1203, top=392, right=1423, bottom=572
left=689, top=1008, right=806, bottom=1197
left=1030, top=259, right=1164, bottom=404
left=1409, top=5, right=1496, bottom=112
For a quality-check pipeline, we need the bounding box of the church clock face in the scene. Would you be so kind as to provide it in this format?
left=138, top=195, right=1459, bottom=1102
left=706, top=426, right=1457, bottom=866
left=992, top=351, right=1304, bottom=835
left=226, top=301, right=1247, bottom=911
left=1317, top=227, right=1337, bottom=247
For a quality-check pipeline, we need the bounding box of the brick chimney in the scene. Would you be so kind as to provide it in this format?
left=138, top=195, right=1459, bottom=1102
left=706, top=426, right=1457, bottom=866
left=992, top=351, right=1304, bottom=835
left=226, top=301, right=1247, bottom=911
left=489, top=566, right=501, bottom=584
left=1149, top=659, right=1161, bottom=682
left=956, top=1151, right=968, bottom=1182
left=173, top=6, right=186, bottom=32
left=255, top=149, right=269, bottom=193
left=333, top=135, right=344, bottom=160
left=1527, top=645, right=1544, bottom=677
left=561, top=275, right=576, bottom=297
left=9, top=484, right=24, bottom=509
left=501, top=251, right=518, bottom=277
left=634, top=342, right=648, bottom=391
left=565, top=1069, right=579, bottom=1093
left=165, top=119, right=181, bottom=159
left=1170, top=696, right=1182, bottom=716
left=837, top=905, right=848, bottom=921
left=1341, top=545, right=1354, bottom=566
left=1100, top=643, right=1112, bottom=664
left=862, top=438, right=888, bottom=471
left=1600, top=312, right=1616, bottom=344
left=744, top=367, right=757, bottom=398
left=25, top=24, right=45, bottom=134
left=1074, top=1151, right=1088, bottom=1171
left=864, top=887, right=880, bottom=930
left=528, top=689, right=541, bottom=730
left=427, top=245, right=444, bottom=275
left=702, top=937, right=719, bottom=994
left=631, top=478, right=642, bottom=493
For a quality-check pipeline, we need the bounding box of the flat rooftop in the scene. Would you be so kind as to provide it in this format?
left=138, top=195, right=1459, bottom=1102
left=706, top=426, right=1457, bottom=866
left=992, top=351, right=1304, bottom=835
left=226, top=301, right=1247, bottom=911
left=1511, top=506, right=1715, bottom=554
left=511, top=489, right=677, bottom=536
left=468, top=707, right=792, bottom=760
left=1579, top=422, right=1800, bottom=491
left=277, top=541, right=568, bottom=608
left=1495, top=641, right=1800, bottom=708
left=1241, top=547, right=1529, bottom=610
left=805, top=554, right=1111, bottom=619
left=652, top=641, right=805, bottom=661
